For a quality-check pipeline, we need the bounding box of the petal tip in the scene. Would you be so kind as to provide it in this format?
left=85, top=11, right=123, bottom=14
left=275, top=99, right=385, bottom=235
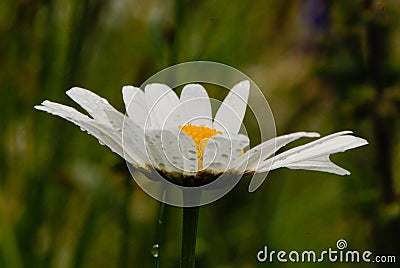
left=359, top=138, right=369, bottom=146
left=122, top=85, right=133, bottom=92
left=34, top=105, right=44, bottom=110
left=66, top=86, right=82, bottom=95
left=248, top=182, right=260, bottom=193
left=122, top=85, right=138, bottom=100
left=248, top=186, right=257, bottom=193
left=145, top=83, right=170, bottom=92
left=233, top=80, right=250, bottom=94
left=183, top=83, right=205, bottom=89
left=238, top=80, right=250, bottom=88
left=40, top=100, right=52, bottom=106
left=248, top=176, right=266, bottom=192
left=306, top=132, right=321, bottom=138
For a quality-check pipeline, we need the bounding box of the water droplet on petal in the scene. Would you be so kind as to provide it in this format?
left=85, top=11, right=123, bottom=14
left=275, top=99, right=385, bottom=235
left=98, top=140, right=105, bottom=146
left=151, top=244, right=159, bottom=258
left=210, top=162, right=225, bottom=170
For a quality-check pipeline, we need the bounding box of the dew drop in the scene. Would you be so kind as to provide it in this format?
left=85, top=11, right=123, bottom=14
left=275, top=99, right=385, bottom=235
left=221, top=153, right=229, bottom=158
left=98, top=140, right=105, bottom=146
left=151, top=244, right=159, bottom=258
left=210, top=162, right=225, bottom=169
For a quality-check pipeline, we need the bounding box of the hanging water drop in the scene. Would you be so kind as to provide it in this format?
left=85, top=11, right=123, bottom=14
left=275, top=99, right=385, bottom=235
left=98, top=140, right=105, bottom=146
left=151, top=244, right=159, bottom=258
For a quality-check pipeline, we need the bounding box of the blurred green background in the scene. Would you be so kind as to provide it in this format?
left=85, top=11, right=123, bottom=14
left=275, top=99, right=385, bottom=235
left=1, top=0, right=399, bottom=267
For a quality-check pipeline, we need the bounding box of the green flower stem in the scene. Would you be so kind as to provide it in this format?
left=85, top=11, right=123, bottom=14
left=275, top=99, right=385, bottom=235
left=155, top=201, right=165, bottom=268
left=181, top=206, right=200, bottom=268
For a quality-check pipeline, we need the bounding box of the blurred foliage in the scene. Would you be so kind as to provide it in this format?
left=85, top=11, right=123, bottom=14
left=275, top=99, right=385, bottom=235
left=1, top=0, right=399, bottom=267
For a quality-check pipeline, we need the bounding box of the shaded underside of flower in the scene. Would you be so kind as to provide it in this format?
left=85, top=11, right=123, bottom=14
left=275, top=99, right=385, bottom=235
left=149, top=168, right=224, bottom=187
left=34, top=80, right=368, bottom=189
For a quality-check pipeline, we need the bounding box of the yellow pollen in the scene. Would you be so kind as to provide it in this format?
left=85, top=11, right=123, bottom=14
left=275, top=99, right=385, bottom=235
left=179, top=124, right=222, bottom=169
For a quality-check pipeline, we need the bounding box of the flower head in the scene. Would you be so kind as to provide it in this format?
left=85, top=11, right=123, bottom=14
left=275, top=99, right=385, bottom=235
left=35, top=80, right=368, bottom=191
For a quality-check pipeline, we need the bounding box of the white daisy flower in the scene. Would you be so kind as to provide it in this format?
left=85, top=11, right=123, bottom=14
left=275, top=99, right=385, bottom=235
left=34, top=80, right=368, bottom=189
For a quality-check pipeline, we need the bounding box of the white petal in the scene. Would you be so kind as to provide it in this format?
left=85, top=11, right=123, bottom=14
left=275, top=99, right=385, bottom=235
left=104, top=108, right=148, bottom=167
left=144, top=129, right=197, bottom=173
left=103, top=107, right=124, bottom=130
left=177, top=131, right=199, bottom=174
left=66, top=87, right=119, bottom=126
left=237, top=132, right=320, bottom=171
left=180, top=84, right=212, bottom=128
left=281, top=155, right=350, bottom=175
left=35, top=101, right=138, bottom=165
left=213, top=80, right=249, bottom=134
left=145, top=83, right=187, bottom=129
left=35, top=100, right=90, bottom=122
left=143, top=130, right=168, bottom=171
left=257, top=131, right=368, bottom=173
left=203, top=134, right=249, bottom=172
left=122, top=86, right=149, bottom=126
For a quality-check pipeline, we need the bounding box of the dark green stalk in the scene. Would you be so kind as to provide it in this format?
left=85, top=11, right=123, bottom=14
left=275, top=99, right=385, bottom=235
left=154, top=201, right=166, bottom=268
left=180, top=206, right=200, bottom=268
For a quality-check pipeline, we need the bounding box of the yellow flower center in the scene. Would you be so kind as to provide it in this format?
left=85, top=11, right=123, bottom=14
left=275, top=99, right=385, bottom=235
left=179, top=123, right=222, bottom=169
